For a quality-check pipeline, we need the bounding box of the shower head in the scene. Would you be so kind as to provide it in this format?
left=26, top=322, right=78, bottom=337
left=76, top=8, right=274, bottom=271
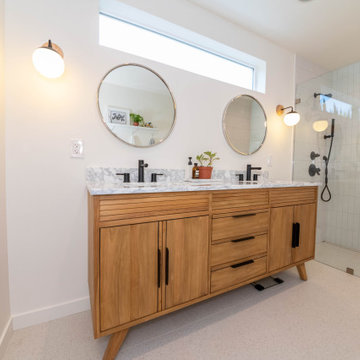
left=324, top=118, right=335, bottom=139
left=314, top=92, right=333, bottom=98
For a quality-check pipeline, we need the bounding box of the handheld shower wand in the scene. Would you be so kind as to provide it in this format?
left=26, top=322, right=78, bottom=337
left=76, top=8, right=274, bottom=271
left=321, top=118, right=335, bottom=202
left=324, top=118, right=335, bottom=139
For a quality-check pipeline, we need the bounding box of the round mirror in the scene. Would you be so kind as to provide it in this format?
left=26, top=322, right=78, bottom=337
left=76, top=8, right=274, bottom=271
left=222, top=95, right=267, bottom=155
left=98, top=64, right=176, bottom=147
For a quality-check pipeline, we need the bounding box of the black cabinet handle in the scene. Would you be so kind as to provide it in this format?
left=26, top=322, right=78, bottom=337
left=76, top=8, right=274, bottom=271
left=165, top=247, right=169, bottom=285
left=157, top=249, right=161, bottom=288
left=232, top=213, right=256, bottom=219
left=295, top=223, right=300, bottom=247
left=231, top=259, right=254, bottom=268
left=231, top=236, right=255, bottom=243
left=292, top=223, right=300, bottom=248
left=292, top=223, right=297, bottom=248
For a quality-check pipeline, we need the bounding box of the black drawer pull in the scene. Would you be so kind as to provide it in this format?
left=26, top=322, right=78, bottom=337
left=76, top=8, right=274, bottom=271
left=232, top=213, right=256, bottom=218
left=157, top=249, right=161, bottom=288
left=231, top=236, right=255, bottom=243
left=165, top=247, right=169, bottom=285
left=231, top=259, right=254, bottom=268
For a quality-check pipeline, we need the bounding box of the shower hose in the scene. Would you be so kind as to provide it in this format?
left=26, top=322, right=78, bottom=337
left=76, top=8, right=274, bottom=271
left=321, top=134, right=334, bottom=202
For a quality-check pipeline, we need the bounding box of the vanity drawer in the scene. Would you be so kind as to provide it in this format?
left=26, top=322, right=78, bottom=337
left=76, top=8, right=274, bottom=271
left=98, top=193, right=209, bottom=222
left=211, top=256, right=267, bottom=292
left=210, top=234, right=267, bottom=267
left=212, top=189, right=269, bottom=213
left=212, top=210, right=269, bottom=242
left=269, top=187, right=317, bottom=207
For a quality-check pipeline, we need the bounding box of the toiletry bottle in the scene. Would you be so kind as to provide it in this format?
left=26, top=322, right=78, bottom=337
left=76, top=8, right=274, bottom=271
left=192, top=163, right=199, bottom=179
left=187, top=157, right=193, bottom=180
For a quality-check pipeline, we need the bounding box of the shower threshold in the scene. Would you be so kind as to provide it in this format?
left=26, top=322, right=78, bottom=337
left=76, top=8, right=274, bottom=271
left=315, top=242, right=360, bottom=277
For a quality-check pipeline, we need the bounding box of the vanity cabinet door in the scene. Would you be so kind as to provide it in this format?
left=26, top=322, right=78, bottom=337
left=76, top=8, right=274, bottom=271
left=292, top=203, right=316, bottom=263
left=269, top=203, right=316, bottom=272
left=99, top=222, right=159, bottom=331
left=165, top=216, right=209, bottom=309
left=268, top=206, right=293, bottom=272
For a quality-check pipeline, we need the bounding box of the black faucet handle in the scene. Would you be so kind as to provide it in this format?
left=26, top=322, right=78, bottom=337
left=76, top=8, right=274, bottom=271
left=235, top=173, right=244, bottom=182
left=138, top=160, right=148, bottom=167
left=310, top=151, right=320, bottom=160
left=116, top=173, right=130, bottom=183
left=151, top=173, right=164, bottom=183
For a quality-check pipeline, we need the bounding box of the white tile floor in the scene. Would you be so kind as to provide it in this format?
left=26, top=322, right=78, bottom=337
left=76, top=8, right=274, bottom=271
left=3, top=261, right=360, bottom=360
left=316, top=241, right=360, bottom=277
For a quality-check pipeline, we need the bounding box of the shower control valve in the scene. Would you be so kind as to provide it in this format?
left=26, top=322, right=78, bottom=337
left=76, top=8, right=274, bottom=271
left=308, top=164, right=321, bottom=177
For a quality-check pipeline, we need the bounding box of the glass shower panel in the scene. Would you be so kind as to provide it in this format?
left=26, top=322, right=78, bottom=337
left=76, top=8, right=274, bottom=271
left=294, top=61, right=360, bottom=277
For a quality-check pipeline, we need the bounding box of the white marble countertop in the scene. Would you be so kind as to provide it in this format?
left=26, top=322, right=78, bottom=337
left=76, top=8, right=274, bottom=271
left=87, top=180, right=321, bottom=196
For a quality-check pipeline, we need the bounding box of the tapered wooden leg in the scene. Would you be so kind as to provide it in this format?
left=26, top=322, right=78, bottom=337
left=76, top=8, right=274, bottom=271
left=103, top=329, right=129, bottom=360
left=296, top=263, right=308, bottom=281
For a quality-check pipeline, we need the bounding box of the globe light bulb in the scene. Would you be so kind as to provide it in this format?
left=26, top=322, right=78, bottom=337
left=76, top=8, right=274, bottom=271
left=283, top=111, right=300, bottom=126
left=32, top=40, right=64, bottom=79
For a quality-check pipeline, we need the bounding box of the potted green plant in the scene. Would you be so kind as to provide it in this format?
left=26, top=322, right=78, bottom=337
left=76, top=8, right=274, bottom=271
left=196, top=151, right=220, bottom=179
left=130, top=113, right=144, bottom=126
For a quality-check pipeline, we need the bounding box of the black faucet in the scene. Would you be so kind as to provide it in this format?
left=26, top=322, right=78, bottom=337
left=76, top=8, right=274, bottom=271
left=151, top=173, right=164, bottom=182
left=116, top=172, right=130, bottom=183
left=246, top=164, right=262, bottom=181
left=138, top=160, right=148, bottom=182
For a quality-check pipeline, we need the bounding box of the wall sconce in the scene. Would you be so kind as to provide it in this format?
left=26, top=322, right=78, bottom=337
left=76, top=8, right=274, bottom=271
left=276, top=105, right=300, bottom=126
left=32, top=39, right=64, bottom=78
left=312, top=120, right=329, bottom=132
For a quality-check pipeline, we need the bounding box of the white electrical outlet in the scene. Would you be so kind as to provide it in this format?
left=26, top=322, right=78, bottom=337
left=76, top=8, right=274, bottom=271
left=70, top=139, right=84, bottom=158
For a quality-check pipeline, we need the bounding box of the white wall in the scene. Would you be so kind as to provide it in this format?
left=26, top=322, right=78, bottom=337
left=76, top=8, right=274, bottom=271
left=4, top=0, right=296, bottom=328
left=0, top=0, right=12, bottom=353
left=296, top=55, right=328, bottom=85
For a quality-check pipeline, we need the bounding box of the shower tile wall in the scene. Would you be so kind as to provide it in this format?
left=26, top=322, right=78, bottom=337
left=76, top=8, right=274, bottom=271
left=294, top=62, right=360, bottom=252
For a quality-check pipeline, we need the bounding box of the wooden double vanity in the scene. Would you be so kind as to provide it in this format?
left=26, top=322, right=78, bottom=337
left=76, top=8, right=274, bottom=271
left=88, top=185, right=317, bottom=359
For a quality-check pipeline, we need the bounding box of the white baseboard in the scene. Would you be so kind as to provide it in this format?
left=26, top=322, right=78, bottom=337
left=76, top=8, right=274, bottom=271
left=0, top=317, right=13, bottom=359
left=12, top=296, right=90, bottom=330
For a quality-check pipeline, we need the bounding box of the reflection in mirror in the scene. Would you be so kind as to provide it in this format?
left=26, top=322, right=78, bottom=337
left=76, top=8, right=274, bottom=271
left=98, top=64, right=176, bottom=147
left=223, top=95, right=267, bottom=155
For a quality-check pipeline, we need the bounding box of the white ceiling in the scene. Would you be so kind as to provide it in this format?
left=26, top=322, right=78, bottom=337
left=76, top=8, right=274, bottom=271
left=189, top=0, right=360, bottom=71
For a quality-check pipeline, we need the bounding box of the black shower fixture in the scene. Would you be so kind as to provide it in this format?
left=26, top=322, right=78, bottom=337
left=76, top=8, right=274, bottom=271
left=321, top=118, right=335, bottom=202
left=314, top=92, right=333, bottom=99
left=324, top=118, right=335, bottom=139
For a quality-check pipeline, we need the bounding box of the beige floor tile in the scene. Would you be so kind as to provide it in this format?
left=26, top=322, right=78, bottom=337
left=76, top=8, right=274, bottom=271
left=3, top=261, right=360, bottom=360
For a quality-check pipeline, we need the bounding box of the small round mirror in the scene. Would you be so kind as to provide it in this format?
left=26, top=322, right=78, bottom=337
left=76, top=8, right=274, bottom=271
left=98, top=64, right=176, bottom=147
left=222, top=95, right=267, bottom=155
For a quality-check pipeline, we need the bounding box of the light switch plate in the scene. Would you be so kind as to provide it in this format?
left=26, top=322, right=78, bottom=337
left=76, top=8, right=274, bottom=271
left=70, top=139, right=84, bottom=158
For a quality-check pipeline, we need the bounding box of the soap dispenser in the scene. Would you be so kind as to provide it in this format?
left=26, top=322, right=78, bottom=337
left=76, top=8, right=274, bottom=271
left=186, top=157, right=193, bottom=180
left=192, top=163, right=200, bottom=179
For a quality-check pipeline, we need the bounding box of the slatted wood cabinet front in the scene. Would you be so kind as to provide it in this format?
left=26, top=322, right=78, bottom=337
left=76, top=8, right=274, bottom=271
left=88, top=186, right=317, bottom=343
